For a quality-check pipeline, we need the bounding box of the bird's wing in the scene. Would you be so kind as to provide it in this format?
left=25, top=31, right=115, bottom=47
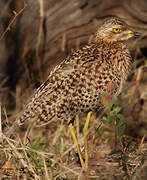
left=17, top=45, right=98, bottom=126
left=17, top=59, right=75, bottom=125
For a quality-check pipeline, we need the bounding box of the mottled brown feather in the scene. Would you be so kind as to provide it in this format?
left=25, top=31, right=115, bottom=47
left=17, top=17, right=133, bottom=126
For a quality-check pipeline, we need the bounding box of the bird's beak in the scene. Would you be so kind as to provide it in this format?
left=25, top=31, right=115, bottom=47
left=128, top=30, right=140, bottom=37
left=133, top=32, right=141, bottom=37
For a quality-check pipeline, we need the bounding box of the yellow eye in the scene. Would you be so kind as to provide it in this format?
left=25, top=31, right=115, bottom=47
left=112, top=28, right=122, bottom=33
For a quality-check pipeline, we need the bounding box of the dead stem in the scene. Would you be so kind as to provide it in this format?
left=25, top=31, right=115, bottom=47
left=0, top=102, right=2, bottom=143
left=0, top=1, right=27, bottom=41
left=35, top=0, right=44, bottom=83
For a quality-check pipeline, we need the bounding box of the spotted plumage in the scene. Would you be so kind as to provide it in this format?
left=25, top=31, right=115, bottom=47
left=17, top=17, right=138, bottom=126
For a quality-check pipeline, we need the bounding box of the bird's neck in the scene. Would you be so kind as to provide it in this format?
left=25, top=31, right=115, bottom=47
left=116, top=46, right=132, bottom=81
left=107, top=42, right=132, bottom=81
left=93, top=39, right=132, bottom=81
left=95, top=37, right=121, bottom=47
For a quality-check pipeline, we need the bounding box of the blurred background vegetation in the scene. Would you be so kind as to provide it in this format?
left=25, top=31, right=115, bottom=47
left=0, top=0, right=147, bottom=179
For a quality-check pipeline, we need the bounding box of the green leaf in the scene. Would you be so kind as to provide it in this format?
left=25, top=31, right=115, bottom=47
left=116, top=116, right=126, bottom=138
left=99, top=91, right=105, bottom=100
left=101, top=116, right=108, bottom=124
left=30, top=134, right=42, bottom=150
left=107, top=100, right=114, bottom=111
left=117, top=113, right=125, bottom=123
left=117, top=123, right=125, bottom=138
left=114, top=107, right=121, bottom=114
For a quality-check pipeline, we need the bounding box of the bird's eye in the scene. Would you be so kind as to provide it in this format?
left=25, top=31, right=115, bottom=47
left=112, top=28, right=122, bottom=33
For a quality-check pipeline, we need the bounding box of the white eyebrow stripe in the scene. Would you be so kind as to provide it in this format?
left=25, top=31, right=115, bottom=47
left=112, top=25, right=122, bottom=28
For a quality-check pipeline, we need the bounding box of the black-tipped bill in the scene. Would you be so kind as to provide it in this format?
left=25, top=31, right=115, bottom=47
left=133, top=32, right=141, bottom=37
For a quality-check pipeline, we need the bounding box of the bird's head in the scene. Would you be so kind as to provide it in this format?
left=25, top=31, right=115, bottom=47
left=95, top=17, right=140, bottom=43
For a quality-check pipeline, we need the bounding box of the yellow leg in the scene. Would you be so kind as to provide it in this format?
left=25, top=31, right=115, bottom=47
left=83, top=111, right=92, bottom=170
left=69, top=123, right=84, bottom=170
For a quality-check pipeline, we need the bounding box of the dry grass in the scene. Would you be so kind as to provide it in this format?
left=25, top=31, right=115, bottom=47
left=0, top=81, right=146, bottom=179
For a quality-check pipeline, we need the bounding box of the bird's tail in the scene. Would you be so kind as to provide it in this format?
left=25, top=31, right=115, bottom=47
left=16, top=103, right=36, bottom=126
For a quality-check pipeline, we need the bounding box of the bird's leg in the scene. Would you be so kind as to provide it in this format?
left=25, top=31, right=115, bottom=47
left=68, top=123, right=84, bottom=170
left=83, top=111, right=92, bottom=170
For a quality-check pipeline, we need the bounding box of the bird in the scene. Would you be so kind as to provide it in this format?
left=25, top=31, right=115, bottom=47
left=17, top=17, right=139, bottom=170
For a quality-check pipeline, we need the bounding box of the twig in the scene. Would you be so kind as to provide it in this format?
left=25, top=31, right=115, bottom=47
left=17, top=135, right=41, bottom=180
left=2, top=134, right=27, bottom=167
left=0, top=1, right=27, bottom=41
left=42, top=156, right=50, bottom=180
left=0, top=102, right=3, bottom=143
left=119, top=139, right=131, bottom=178
left=138, top=135, right=145, bottom=154
left=35, top=0, right=44, bottom=83
left=22, top=38, right=33, bottom=94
